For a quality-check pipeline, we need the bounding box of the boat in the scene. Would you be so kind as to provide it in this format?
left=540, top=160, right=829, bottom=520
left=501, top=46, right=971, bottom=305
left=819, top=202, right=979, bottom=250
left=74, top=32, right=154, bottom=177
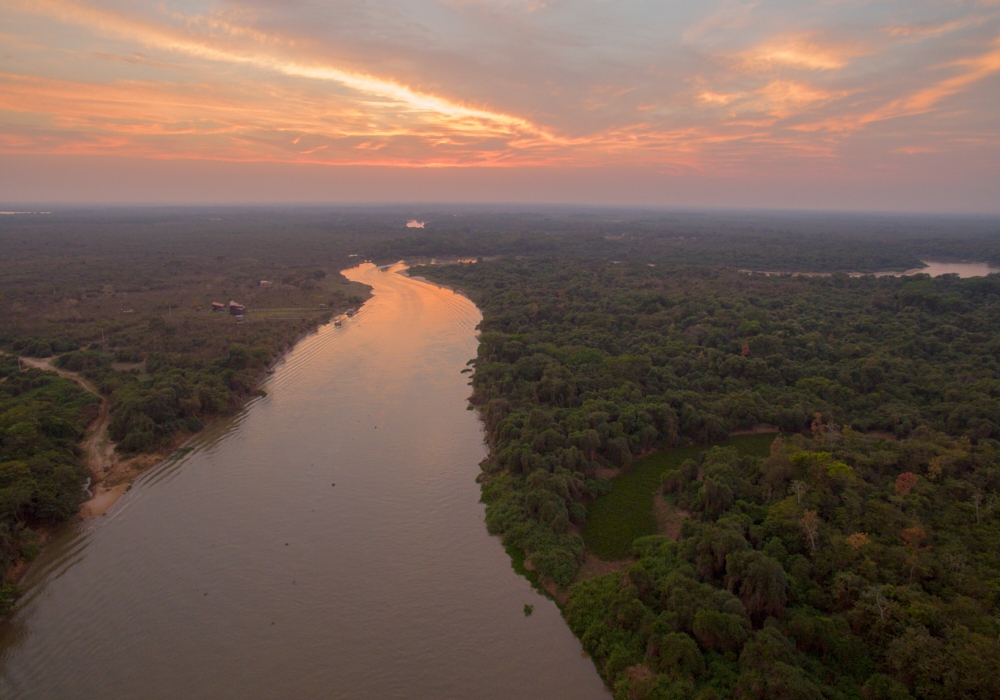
left=334, top=320, right=342, bottom=327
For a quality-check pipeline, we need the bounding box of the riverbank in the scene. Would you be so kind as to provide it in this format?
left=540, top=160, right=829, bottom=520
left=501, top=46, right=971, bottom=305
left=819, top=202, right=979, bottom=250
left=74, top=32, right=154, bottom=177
left=0, top=288, right=371, bottom=616
left=401, top=272, right=471, bottom=300
left=0, top=289, right=374, bottom=604
left=72, top=294, right=372, bottom=519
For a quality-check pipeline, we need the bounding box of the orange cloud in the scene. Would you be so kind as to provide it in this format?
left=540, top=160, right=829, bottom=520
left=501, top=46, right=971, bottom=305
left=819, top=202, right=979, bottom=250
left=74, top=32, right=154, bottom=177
left=794, top=35, right=1000, bottom=133
left=753, top=80, right=843, bottom=118
left=1, top=0, right=996, bottom=177
left=735, top=33, right=860, bottom=72
left=5, top=0, right=551, bottom=141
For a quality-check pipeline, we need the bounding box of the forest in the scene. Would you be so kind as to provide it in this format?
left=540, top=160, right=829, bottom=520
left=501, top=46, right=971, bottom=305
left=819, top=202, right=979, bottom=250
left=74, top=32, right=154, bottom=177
left=0, top=356, right=99, bottom=614
left=411, top=247, right=1000, bottom=699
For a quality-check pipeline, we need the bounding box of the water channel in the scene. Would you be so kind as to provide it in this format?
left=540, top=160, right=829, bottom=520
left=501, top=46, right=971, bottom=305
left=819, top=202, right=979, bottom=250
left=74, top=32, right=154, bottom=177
left=0, top=263, right=608, bottom=699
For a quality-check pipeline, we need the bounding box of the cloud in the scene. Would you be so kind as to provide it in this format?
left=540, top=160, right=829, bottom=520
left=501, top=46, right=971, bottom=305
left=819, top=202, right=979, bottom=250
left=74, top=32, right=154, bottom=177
left=0, top=0, right=998, bottom=183
left=734, top=33, right=861, bottom=72
left=881, top=17, right=987, bottom=38
left=5, top=0, right=550, bottom=140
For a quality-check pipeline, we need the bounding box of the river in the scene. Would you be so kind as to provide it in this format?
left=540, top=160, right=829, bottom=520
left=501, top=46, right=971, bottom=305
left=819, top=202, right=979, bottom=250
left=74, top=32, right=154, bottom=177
left=0, top=263, right=607, bottom=699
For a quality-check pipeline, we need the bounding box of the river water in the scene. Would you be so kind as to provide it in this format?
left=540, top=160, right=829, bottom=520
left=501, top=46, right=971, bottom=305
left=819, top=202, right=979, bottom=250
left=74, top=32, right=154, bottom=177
left=0, top=263, right=607, bottom=699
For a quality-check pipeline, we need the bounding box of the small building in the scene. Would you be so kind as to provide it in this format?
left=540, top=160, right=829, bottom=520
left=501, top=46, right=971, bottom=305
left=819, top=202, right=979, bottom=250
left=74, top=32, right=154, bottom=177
left=229, top=301, right=245, bottom=316
left=259, top=280, right=273, bottom=289
left=211, top=302, right=225, bottom=312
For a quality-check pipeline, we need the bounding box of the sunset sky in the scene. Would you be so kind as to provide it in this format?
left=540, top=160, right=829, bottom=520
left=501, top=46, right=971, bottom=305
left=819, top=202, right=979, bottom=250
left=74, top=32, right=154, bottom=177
left=1, top=0, right=999, bottom=210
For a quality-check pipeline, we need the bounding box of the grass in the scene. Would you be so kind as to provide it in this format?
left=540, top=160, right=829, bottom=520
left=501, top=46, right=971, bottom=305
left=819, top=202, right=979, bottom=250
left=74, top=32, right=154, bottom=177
left=582, top=434, right=778, bottom=560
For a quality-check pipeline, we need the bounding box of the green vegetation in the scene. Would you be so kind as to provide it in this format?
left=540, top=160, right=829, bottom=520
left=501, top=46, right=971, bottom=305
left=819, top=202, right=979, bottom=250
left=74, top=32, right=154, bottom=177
left=584, top=435, right=775, bottom=560
left=0, top=355, right=100, bottom=612
left=566, top=430, right=1000, bottom=699
left=408, top=231, right=1000, bottom=699
left=415, top=257, right=1000, bottom=588
left=0, top=211, right=389, bottom=456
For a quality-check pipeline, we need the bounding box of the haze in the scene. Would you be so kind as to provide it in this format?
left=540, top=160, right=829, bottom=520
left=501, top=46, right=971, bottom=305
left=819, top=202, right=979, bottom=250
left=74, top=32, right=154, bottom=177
left=1, top=0, right=999, bottom=211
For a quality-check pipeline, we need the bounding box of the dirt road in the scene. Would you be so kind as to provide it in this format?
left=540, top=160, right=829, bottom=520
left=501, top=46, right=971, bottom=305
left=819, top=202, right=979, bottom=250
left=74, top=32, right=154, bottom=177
left=17, top=356, right=126, bottom=517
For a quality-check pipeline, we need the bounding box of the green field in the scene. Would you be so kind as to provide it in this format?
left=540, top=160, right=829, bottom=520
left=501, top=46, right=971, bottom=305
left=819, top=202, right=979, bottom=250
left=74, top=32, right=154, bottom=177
left=582, top=434, right=777, bottom=560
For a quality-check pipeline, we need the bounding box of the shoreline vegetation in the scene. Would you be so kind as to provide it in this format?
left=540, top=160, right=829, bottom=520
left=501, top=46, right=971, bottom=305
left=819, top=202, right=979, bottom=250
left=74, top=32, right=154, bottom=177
left=407, top=234, right=1000, bottom=699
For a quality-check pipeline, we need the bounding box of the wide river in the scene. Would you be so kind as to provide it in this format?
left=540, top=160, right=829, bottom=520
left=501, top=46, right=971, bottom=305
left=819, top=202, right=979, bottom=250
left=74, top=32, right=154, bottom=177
left=0, top=263, right=607, bottom=699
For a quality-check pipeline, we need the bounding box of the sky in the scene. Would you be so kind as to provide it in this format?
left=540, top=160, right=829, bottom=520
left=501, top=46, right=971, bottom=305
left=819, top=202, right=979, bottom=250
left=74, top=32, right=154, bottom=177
left=1, top=0, right=999, bottom=211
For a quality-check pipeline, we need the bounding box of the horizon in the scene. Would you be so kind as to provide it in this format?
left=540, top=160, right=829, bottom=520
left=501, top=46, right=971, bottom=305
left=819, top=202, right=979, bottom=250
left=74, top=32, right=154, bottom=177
left=2, top=202, right=1000, bottom=219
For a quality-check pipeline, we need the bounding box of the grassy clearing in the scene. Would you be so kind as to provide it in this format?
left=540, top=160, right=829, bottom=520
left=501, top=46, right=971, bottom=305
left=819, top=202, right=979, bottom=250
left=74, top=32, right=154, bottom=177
left=582, top=434, right=777, bottom=560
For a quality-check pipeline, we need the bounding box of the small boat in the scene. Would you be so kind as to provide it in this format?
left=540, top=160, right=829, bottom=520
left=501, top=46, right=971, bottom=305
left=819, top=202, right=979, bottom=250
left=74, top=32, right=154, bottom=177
left=334, top=320, right=342, bottom=327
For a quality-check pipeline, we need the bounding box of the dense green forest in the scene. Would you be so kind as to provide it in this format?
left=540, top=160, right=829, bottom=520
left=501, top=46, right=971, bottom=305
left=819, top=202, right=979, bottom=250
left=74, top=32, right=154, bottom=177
left=568, top=431, right=1000, bottom=699
left=0, top=356, right=99, bottom=613
left=413, top=254, right=1000, bottom=699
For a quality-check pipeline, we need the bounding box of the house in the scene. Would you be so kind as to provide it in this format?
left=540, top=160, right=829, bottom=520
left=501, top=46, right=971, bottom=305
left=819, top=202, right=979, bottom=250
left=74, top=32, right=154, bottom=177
left=229, top=301, right=245, bottom=316
left=259, top=280, right=273, bottom=289
left=211, top=302, right=225, bottom=312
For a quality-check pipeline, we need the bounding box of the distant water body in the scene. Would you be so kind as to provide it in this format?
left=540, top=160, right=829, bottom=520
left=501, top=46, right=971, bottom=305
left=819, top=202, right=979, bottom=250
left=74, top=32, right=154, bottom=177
left=745, top=261, right=1000, bottom=278
left=0, top=263, right=607, bottom=700
left=897, top=261, right=1000, bottom=278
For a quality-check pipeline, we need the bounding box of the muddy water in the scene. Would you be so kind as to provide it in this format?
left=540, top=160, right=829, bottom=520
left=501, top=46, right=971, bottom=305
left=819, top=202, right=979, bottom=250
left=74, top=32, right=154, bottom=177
left=0, top=263, right=607, bottom=700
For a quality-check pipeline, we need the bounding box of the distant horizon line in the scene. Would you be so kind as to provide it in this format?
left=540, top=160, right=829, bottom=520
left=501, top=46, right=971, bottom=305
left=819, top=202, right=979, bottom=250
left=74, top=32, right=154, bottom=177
left=1, top=203, right=999, bottom=220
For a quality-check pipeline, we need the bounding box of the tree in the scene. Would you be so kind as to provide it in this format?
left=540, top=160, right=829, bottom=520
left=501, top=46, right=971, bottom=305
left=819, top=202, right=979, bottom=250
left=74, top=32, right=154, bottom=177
left=901, top=527, right=928, bottom=583
left=846, top=532, right=870, bottom=550
left=895, top=472, right=918, bottom=497
left=790, top=480, right=809, bottom=504
left=726, top=550, right=788, bottom=622
left=800, top=510, right=820, bottom=553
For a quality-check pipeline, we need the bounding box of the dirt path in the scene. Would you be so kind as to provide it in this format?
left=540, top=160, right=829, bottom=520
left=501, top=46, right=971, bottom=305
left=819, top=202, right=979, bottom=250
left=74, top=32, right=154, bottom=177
left=16, top=356, right=126, bottom=517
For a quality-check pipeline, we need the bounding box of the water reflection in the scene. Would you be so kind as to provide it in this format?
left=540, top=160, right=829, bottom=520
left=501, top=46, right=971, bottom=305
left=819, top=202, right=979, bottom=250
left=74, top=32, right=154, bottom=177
left=897, top=261, right=1000, bottom=277
left=745, top=260, right=1000, bottom=278
left=0, top=263, right=607, bottom=700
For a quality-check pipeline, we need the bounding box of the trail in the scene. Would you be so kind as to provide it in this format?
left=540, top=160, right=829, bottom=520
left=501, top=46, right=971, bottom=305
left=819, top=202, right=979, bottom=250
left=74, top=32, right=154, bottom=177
left=16, top=356, right=124, bottom=517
